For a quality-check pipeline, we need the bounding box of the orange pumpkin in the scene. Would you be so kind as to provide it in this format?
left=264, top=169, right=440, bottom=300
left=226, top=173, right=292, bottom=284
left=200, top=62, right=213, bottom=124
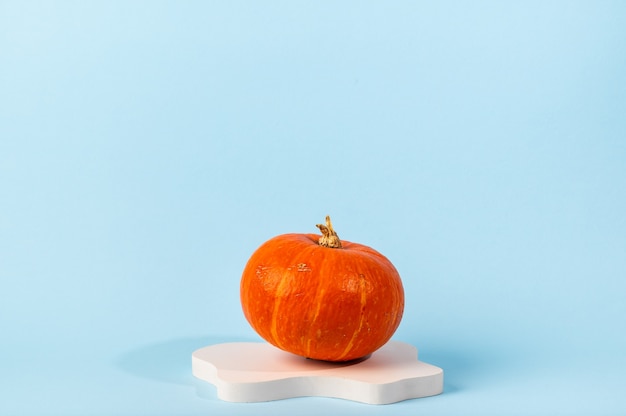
left=240, top=216, right=405, bottom=362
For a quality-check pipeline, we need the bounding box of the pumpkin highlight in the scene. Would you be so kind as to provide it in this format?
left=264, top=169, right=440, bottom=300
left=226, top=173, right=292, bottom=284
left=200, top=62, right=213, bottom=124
left=240, top=216, right=404, bottom=362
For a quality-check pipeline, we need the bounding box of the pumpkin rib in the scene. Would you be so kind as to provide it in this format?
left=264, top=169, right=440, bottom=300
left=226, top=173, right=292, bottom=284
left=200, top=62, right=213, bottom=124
left=306, top=285, right=326, bottom=358
left=268, top=270, right=291, bottom=351
left=269, top=241, right=322, bottom=354
left=336, top=273, right=368, bottom=360
left=303, top=243, right=335, bottom=358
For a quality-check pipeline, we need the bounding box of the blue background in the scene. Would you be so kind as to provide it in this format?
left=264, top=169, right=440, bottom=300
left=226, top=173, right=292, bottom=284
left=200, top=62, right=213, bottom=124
left=2, top=1, right=625, bottom=414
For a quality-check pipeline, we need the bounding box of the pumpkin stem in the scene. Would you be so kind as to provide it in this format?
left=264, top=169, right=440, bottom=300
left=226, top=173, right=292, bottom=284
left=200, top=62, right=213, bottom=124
left=316, top=215, right=343, bottom=249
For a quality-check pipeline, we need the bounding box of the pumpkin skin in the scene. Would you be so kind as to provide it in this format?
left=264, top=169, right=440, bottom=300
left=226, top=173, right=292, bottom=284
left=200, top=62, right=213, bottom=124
left=240, top=230, right=404, bottom=362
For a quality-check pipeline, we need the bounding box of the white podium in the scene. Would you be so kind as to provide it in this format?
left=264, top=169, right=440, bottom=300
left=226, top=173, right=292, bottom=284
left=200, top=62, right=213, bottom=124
left=192, top=340, right=443, bottom=404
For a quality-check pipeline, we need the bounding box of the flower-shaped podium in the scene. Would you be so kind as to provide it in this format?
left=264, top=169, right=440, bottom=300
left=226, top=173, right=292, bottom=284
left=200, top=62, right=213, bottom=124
left=192, top=340, right=443, bottom=404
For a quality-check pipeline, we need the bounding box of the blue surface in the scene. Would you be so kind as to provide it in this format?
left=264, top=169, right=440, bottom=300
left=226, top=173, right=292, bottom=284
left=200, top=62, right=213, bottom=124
left=2, top=1, right=625, bottom=414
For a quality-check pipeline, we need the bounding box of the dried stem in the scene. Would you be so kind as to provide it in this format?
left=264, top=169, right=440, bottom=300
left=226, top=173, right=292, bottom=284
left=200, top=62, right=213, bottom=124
left=316, top=216, right=342, bottom=248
